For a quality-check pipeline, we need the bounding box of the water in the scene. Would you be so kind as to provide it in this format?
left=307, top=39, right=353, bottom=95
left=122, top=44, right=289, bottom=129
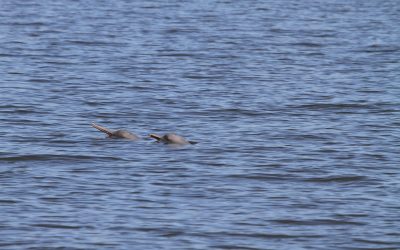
left=1, top=0, right=399, bottom=249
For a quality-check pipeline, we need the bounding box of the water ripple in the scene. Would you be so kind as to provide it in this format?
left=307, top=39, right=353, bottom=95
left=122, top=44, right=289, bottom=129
left=0, top=154, right=120, bottom=162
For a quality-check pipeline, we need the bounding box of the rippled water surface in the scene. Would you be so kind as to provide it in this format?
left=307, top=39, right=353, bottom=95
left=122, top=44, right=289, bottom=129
left=1, top=1, right=399, bottom=249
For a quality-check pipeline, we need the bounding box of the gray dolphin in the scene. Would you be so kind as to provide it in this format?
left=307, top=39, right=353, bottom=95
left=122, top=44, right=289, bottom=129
left=92, top=123, right=139, bottom=140
left=149, top=133, right=197, bottom=145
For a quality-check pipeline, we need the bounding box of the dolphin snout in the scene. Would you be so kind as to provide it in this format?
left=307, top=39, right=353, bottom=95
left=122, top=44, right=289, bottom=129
left=149, top=134, right=162, bottom=141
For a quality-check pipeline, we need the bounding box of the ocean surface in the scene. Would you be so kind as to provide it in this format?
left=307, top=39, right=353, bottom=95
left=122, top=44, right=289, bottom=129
left=1, top=0, right=399, bottom=249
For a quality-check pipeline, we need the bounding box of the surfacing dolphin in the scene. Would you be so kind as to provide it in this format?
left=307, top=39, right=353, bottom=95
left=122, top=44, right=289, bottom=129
left=149, top=133, right=197, bottom=145
left=91, top=123, right=140, bottom=140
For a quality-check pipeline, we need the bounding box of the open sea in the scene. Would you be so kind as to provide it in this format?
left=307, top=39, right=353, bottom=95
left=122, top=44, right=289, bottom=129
left=1, top=0, right=399, bottom=249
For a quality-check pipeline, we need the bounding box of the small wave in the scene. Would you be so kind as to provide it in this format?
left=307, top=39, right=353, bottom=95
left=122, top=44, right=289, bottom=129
left=287, top=134, right=330, bottom=141
left=28, top=78, right=54, bottom=83
left=211, top=231, right=322, bottom=239
left=43, top=60, right=76, bottom=65
left=0, top=199, right=18, bottom=204
left=272, top=219, right=365, bottom=226
left=65, top=168, right=98, bottom=174
left=40, top=197, right=64, bottom=202
left=202, top=108, right=267, bottom=117
left=8, top=21, right=46, bottom=26
left=228, top=173, right=296, bottom=181
left=214, top=245, right=264, bottom=250
left=0, top=154, right=120, bottom=162
left=30, top=223, right=83, bottom=229
left=0, top=242, right=30, bottom=248
left=292, top=103, right=374, bottom=111
left=159, top=53, right=196, bottom=57
left=66, top=40, right=127, bottom=47
left=0, top=53, right=16, bottom=57
left=303, top=175, right=366, bottom=183
left=290, top=42, right=323, bottom=47
left=182, top=74, right=220, bottom=79
left=356, top=45, right=399, bottom=53
left=0, top=108, right=41, bottom=115
left=353, top=238, right=400, bottom=246
left=0, top=104, right=28, bottom=109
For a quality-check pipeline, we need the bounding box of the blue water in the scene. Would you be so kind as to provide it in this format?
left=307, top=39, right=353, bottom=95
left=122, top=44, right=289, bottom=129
left=1, top=1, right=399, bottom=249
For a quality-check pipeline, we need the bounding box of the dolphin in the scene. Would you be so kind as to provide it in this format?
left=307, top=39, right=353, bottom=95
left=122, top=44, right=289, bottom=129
left=149, top=133, right=197, bottom=145
left=91, top=123, right=139, bottom=140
